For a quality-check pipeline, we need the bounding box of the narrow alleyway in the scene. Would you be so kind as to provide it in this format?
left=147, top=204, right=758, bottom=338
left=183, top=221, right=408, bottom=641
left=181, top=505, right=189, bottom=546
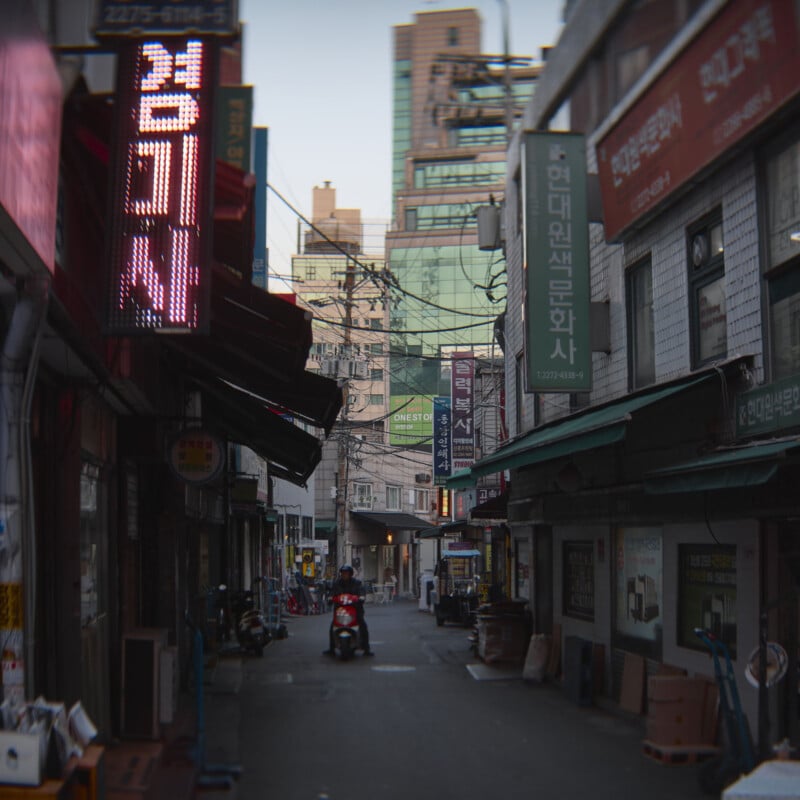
left=200, top=600, right=712, bottom=800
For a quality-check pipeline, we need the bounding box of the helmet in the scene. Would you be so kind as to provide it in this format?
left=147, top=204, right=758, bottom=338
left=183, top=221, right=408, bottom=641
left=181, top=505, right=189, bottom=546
left=339, top=564, right=354, bottom=575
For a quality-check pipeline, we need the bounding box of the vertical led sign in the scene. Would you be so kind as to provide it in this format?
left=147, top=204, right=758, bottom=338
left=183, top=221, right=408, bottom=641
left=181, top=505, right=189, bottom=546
left=106, top=37, right=217, bottom=333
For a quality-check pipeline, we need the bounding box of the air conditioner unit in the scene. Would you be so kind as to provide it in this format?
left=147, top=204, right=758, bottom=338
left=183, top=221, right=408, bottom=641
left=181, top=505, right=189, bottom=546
left=159, top=645, right=178, bottom=725
left=415, top=473, right=431, bottom=484
left=121, top=628, right=168, bottom=739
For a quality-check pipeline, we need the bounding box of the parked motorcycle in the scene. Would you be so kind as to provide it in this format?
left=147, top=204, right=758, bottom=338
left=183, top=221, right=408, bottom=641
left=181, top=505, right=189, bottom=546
left=330, top=592, right=363, bottom=660
left=232, top=589, right=271, bottom=657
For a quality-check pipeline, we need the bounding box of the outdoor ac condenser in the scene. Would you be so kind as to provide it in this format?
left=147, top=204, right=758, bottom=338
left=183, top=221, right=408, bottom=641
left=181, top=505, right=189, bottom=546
left=121, top=628, right=168, bottom=739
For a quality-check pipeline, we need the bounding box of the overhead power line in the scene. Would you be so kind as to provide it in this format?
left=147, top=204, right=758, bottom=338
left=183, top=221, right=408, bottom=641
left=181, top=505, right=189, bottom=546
left=267, top=182, right=499, bottom=319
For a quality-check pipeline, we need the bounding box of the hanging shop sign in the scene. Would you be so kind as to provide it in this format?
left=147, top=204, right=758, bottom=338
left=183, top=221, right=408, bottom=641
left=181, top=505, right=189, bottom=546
left=167, top=428, right=225, bottom=485
left=433, top=396, right=452, bottom=486
left=736, top=373, right=800, bottom=437
left=523, top=132, right=591, bottom=393
left=451, top=353, right=475, bottom=472
left=105, top=35, right=218, bottom=333
left=596, top=0, right=800, bottom=242
left=215, top=85, right=252, bottom=171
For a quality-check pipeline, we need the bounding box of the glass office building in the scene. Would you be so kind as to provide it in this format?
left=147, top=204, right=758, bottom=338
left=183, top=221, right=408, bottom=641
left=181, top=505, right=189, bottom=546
left=387, top=8, right=539, bottom=447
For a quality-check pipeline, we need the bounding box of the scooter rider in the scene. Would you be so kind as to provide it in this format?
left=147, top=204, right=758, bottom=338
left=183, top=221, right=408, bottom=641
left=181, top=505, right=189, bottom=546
left=323, top=564, right=373, bottom=656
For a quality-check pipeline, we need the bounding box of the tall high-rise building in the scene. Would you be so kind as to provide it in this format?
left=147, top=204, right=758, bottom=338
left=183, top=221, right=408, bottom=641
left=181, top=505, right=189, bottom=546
left=387, top=9, right=541, bottom=451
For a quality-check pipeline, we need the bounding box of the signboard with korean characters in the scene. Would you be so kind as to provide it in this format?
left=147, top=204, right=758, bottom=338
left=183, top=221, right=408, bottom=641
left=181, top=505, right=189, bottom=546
left=596, top=0, right=800, bottom=242
left=522, top=132, right=591, bottom=393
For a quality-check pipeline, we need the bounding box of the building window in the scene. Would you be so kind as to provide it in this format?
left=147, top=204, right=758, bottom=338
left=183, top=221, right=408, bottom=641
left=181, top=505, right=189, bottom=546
left=688, top=213, right=726, bottom=367
left=763, top=134, right=800, bottom=379
left=768, top=269, right=800, bottom=379
left=369, top=394, right=384, bottom=405
left=386, top=485, right=401, bottom=511
left=413, top=488, right=429, bottom=513
left=352, top=482, right=373, bottom=510
left=302, top=516, right=313, bottom=540
left=370, top=318, right=382, bottom=330
left=286, top=514, right=300, bottom=545
left=627, top=257, right=655, bottom=389
left=616, top=44, right=650, bottom=99
left=370, top=368, right=384, bottom=381
left=447, top=26, right=459, bottom=46
left=677, top=544, right=737, bottom=658
left=563, top=541, right=594, bottom=621
left=405, top=207, right=417, bottom=231
left=304, top=265, right=316, bottom=280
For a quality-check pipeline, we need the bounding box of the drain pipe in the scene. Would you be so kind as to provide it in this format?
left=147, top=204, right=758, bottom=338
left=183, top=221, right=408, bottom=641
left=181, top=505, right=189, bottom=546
left=0, top=277, right=49, bottom=705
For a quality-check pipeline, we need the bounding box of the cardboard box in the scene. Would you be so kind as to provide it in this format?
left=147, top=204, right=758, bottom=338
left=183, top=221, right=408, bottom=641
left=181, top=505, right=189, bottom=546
left=0, top=729, right=46, bottom=786
left=646, top=676, right=718, bottom=746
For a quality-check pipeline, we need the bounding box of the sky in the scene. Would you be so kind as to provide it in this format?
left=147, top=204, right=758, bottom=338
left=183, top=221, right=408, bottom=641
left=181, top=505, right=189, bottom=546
left=238, top=0, right=566, bottom=287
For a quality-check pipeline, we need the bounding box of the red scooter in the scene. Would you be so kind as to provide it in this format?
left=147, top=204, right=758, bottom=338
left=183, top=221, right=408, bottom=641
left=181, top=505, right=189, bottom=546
left=330, top=593, right=363, bottom=660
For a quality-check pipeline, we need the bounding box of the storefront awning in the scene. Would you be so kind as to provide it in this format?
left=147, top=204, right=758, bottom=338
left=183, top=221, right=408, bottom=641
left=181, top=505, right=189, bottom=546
left=349, top=511, right=433, bottom=530
left=447, top=373, right=713, bottom=487
left=168, top=267, right=342, bottom=434
left=197, top=376, right=322, bottom=486
left=644, top=438, right=800, bottom=494
left=315, top=519, right=337, bottom=534
left=470, top=489, right=508, bottom=520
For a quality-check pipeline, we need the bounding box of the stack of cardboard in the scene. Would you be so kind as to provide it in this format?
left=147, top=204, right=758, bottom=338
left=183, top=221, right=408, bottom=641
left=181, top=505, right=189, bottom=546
left=644, top=675, right=719, bottom=751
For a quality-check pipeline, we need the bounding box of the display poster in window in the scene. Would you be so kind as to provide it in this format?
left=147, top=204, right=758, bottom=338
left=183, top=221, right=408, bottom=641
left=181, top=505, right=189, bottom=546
left=615, top=528, right=662, bottom=641
left=678, top=544, right=737, bottom=656
left=563, top=541, right=593, bottom=620
left=697, top=278, right=727, bottom=362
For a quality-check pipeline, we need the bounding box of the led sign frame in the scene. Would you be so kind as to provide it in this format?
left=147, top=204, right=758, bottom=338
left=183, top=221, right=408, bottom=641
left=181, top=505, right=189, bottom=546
left=106, top=37, right=217, bottom=334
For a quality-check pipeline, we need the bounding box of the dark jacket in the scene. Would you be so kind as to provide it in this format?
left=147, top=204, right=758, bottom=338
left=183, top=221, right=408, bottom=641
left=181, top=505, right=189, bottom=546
left=330, top=577, right=365, bottom=599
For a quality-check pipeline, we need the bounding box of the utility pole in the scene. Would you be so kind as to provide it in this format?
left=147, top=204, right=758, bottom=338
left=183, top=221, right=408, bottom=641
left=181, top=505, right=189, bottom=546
left=498, top=0, right=513, bottom=144
left=335, top=256, right=355, bottom=571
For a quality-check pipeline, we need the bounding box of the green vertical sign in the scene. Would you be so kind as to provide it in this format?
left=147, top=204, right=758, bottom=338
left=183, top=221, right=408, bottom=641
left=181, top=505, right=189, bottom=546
left=523, top=132, right=591, bottom=392
left=215, top=85, right=253, bottom=170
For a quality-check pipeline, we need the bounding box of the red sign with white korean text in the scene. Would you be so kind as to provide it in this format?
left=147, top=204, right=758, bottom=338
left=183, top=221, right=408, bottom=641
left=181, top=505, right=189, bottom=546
left=596, top=0, right=800, bottom=242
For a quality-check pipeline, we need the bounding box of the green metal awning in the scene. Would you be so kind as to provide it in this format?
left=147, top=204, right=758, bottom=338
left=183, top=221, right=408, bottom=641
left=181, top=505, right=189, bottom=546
left=644, top=439, right=800, bottom=494
left=447, top=374, right=712, bottom=488
left=315, top=519, right=337, bottom=534
left=447, top=468, right=474, bottom=489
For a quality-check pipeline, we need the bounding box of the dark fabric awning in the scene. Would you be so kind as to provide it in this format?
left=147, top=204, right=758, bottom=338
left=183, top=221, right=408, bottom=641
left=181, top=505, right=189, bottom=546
left=449, top=373, right=714, bottom=487
left=198, top=376, right=322, bottom=486
left=644, top=438, right=800, bottom=494
left=350, top=511, right=433, bottom=530
left=168, top=267, right=342, bottom=434
left=470, top=490, right=508, bottom=520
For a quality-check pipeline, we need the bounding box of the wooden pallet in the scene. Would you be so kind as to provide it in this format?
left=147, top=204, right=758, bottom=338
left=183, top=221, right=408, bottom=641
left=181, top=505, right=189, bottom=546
left=642, top=739, right=720, bottom=765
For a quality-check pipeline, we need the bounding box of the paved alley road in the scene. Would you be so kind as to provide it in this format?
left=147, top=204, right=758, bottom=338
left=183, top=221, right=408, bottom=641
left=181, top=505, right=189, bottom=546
left=216, top=600, right=710, bottom=800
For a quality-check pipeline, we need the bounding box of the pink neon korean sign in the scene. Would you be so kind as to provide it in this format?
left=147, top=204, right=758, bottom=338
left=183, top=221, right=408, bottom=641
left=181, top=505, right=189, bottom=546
left=106, top=37, right=216, bottom=333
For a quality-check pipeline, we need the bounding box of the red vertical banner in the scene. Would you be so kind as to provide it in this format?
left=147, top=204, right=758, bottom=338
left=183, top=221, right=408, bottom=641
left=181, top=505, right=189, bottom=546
left=451, top=352, right=475, bottom=471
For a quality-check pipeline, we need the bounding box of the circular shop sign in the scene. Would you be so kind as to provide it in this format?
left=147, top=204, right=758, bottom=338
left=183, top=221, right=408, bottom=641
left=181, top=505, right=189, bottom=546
left=167, top=429, right=225, bottom=485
